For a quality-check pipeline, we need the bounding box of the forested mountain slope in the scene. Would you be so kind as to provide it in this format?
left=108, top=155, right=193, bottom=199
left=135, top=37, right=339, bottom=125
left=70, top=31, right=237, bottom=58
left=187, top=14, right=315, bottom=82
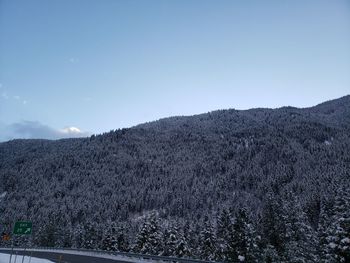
left=1, top=96, right=350, bottom=262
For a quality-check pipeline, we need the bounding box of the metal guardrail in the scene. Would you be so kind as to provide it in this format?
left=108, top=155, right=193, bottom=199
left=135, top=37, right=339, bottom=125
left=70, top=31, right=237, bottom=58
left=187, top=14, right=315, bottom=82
left=0, top=247, right=222, bottom=263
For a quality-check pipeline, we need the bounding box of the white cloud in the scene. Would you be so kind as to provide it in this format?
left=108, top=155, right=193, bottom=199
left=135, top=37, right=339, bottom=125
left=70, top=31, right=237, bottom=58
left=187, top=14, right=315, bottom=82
left=23, top=100, right=28, bottom=105
left=0, top=121, right=90, bottom=142
left=60, top=126, right=83, bottom=134
left=13, top=95, right=20, bottom=100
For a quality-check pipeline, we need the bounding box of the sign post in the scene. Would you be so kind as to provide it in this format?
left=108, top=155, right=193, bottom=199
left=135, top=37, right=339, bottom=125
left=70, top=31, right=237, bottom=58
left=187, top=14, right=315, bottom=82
left=12, top=221, right=32, bottom=263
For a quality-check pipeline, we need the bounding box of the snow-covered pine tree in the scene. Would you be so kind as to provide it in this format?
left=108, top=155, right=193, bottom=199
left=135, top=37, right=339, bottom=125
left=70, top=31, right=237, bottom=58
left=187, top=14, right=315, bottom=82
left=100, top=223, right=129, bottom=252
left=199, top=216, right=217, bottom=261
left=216, top=208, right=232, bottom=261
left=101, top=234, right=117, bottom=251
left=183, top=221, right=195, bottom=257
left=134, top=213, right=163, bottom=255
left=72, top=223, right=84, bottom=248
left=35, top=221, right=57, bottom=247
left=162, top=226, right=177, bottom=256
left=161, top=221, right=191, bottom=258
left=217, top=208, right=232, bottom=241
left=175, top=228, right=191, bottom=258
left=283, top=192, right=318, bottom=262
left=260, top=193, right=286, bottom=257
left=319, top=185, right=350, bottom=262
left=318, top=197, right=335, bottom=262
left=225, top=208, right=260, bottom=262
left=116, top=231, right=129, bottom=252
left=82, top=222, right=101, bottom=249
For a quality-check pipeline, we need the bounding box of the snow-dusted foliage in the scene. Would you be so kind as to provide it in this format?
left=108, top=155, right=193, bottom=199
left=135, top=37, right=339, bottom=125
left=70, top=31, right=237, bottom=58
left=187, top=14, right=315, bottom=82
left=0, top=96, right=350, bottom=262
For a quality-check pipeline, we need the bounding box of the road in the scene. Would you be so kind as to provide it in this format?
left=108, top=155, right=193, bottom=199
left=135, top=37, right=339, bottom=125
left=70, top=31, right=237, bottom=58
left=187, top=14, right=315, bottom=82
left=0, top=249, right=133, bottom=263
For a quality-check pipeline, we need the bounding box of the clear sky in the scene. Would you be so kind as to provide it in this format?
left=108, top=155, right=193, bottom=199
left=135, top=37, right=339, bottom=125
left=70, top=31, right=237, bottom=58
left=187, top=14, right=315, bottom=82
left=0, top=0, right=349, bottom=141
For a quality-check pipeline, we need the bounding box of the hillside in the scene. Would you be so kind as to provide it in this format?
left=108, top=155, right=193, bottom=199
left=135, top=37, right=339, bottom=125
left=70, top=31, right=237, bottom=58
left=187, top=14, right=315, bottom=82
left=0, top=95, right=350, bottom=262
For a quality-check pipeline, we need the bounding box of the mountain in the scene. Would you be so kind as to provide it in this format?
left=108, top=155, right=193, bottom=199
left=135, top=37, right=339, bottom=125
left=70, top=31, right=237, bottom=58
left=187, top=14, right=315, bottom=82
left=1, top=95, right=349, bottom=262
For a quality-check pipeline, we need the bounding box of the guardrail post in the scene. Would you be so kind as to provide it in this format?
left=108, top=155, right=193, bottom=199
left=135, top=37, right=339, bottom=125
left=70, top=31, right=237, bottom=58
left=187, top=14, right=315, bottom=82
left=8, top=246, right=13, bottom=263
left=21, top=246, right=26, bottom=263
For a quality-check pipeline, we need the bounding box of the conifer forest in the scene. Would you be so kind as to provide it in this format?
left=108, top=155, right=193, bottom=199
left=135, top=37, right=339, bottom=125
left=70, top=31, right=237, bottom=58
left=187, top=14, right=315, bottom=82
left=1, top=96, right=349, bottom=262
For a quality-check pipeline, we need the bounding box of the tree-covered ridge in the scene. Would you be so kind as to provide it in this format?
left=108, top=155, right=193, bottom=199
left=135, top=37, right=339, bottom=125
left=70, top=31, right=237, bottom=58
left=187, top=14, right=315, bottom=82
left=0, top=95, right=349, bottom=262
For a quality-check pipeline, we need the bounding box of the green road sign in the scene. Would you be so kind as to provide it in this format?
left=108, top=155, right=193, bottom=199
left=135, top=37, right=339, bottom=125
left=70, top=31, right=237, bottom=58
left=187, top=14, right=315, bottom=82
left=13, top=221, right=32, bottom=235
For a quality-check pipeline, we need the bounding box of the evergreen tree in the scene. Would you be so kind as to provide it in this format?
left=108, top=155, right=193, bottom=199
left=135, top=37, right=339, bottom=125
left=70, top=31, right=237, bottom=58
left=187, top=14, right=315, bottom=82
left=217, top=208, right=232, bottom=241
left=101, top=234, right=117, bottom=251
left=261, top=245, right=281, bottom=263
left=199, top=216, right=217, bottom=261
left=183, top=221, right=195, bottom=257
left=319, top=186, right=350, bottom=262
left=260, top=194, right=286, bottom=256
left=175, top=229, right=191, bottom=258
left=162, top=227, right=176, bottom=256
left=36, top=221, right=58, bottom=247
left=283, top=193, right=318, bottom=262
left=217, top=208, right=232, bottom=261
left=116, top=231, right=129, bottom=251
left=134, top=213, right=163, bottom=255
left=161, top=222, right=191, bottom=258
left=82, top=222, right=101, bottom=249
left=225, top=208, right=260, bottom=262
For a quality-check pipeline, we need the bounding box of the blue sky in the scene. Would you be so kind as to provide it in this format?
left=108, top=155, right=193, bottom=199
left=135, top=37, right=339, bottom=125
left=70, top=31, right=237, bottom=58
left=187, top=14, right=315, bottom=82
left=0, top=0, right=349, bottom=141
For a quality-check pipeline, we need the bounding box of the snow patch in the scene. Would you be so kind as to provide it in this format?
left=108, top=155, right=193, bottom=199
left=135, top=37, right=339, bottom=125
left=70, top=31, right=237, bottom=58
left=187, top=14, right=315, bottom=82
left=324, top=140, right=332, bottom=145
left=238, top=255, right=245, bottom=261
left=1, top=249, right=162, bottom=263
left=0, top=253, right=54, bottom=263
left=329, top=242, right=337, bottom=249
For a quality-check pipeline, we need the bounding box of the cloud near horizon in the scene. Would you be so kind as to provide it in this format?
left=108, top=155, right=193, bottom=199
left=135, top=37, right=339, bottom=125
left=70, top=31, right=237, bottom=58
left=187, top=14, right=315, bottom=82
left=0, top=121, right=90, bottom=142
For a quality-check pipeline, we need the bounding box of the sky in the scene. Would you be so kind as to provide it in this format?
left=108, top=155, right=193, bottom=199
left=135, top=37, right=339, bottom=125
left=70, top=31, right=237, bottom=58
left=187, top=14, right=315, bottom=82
left=0, top=0, right=349, bottom=141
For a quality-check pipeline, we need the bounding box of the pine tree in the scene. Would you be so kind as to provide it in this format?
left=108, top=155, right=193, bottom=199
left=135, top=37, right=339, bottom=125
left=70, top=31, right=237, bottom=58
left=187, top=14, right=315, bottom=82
left=217, top=208, right=232, bottom=241
left=116, top=231, right=129, bottom=251
left=261, top=245, right=281, bottom=263
left=134, top=213, right=163, bottom=255
left=101, top=234, right=117, bottom=251
left=183, top=221, right=195, bottom=257
left=217, top=208, right=232, bottom=261
left=199, top=216, right=217, bottom=261
left=283, top=193, right=318, bottom=262
left=82, top=222, right=101, bottom=249
left=260, top=194, right=286, bottom=256
left=36, top=221, right=58, bottom=247
left=225, top=208, right=260, bottom=262
left=319, top=185, right=350, bottom=262
left=161, top=222, right=191, bottom=258
left=318, top=197, right=336, bottom=262
left=175, top=229, right=191, bottom=258
left=72, top=223, right=84, bottom=248
left=162, top=226, right=178, bottom=256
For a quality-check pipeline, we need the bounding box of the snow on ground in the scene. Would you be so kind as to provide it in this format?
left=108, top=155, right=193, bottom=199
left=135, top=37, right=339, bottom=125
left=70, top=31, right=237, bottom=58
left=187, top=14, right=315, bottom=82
left=0, top=249, right=163, bottom=263
left=0, top=253, right=54, bottom=263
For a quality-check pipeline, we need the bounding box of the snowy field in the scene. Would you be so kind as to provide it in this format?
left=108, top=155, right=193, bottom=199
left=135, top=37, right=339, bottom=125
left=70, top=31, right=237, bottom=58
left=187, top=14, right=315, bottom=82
left=0, top=253, right=53, bottom=263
